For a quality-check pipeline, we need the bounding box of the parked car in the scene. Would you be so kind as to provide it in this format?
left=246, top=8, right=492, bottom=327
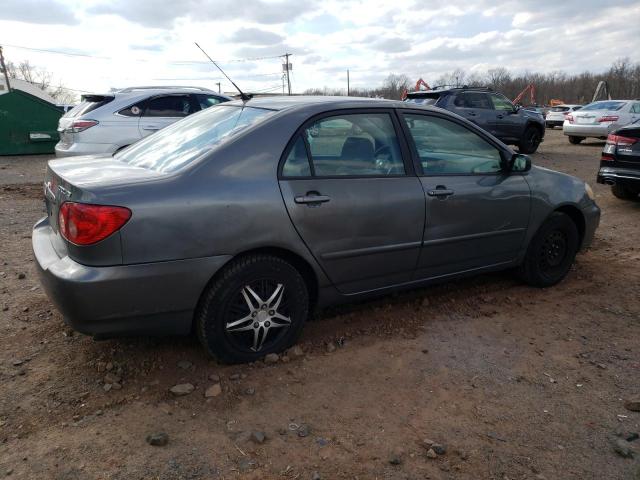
left=55, top=86, right=232, bottom=157
left=563, top=100, right=640, bottom=144
left=405, top=86, right=545, bottom=153
left=34, top=96, right=600, bottom=363
left=597, top=120, right=640, bottom=200
left=546, top=104, right=582, bottom=128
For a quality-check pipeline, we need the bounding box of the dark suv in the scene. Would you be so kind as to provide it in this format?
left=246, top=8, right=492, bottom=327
left=405, top=87, right=545, bottom=154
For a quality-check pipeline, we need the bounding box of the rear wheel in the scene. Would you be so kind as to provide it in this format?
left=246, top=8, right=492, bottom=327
left=611, top=184, right=640, bottom=200
left=196, top=255, right=309, bottom=363
left=518, top=126, right=542, bottom=154
left=518, top=212, right=579, bottom=287
left=568, top=136, right=584, bottom=145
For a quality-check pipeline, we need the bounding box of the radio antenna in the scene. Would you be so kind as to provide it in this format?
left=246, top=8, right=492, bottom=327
left=194, top=42, right=251, bottom=102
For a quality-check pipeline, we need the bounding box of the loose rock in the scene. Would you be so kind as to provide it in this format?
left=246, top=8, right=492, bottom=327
left=613, top=438, right=634, bottom=458
left=204, top=384, right=222, bottom=398
left=311, top=472, right=321, bottom=480
left=17, top=273, right=25, bottom=280
left=229, top=373, right=241, bottom=381
left=208, top=374, right=220, bottom=382
left=146, top=432, right=169, bottom=446
left=244, top=387, right=255, bottom=396
left=289, top=345, right=304, bottom=358
left=297, top=424, right=311, bottom=437
left=326, top=342, right=336, bottom=353
left=264, top=353, right=279, bottom=364
left=432, top=443, right=447, bottom=455
left=170, top=383, right=195, bottom=396
left=104, top=373, right=121, bottom=384
left=426, top=448, right=438, bottom=459
left=624, top=397, right=640, bottom=412
left=177, top=360, right=193, bottom=370
left=250, top=431, right=267, bottom=444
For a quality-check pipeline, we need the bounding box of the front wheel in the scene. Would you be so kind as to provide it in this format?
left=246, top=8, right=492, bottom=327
left=196, top=255, right=309, bottom=363
left=518, top=212, right=579, bottom=287
left=518, top=126, right=541, bottom=154
left=611, top=184, right=639, bottom=200
left=568, top=136, right=584, bottom=145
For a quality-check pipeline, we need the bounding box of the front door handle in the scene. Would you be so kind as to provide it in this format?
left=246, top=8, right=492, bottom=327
left=466, top=111, right=477, bottom=117
left=427, top=187, right=454, bottom=198
left=496, top=114, right=504, bottom=119
left=294, top=193, right=331, bottom=205
left=142, top=125, right=160, bottom=131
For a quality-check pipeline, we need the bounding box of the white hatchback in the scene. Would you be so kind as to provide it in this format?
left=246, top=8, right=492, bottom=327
left=545, top=105, right=582, bottom=128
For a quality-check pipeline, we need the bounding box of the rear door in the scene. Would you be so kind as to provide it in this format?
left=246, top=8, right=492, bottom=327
left=399, top=111, right=531, bottom=279
left=451, top=92, right=495, bottom=135
left=278, top=110, right=426, bottom=294
left=138, top=94, right=195, bottom=137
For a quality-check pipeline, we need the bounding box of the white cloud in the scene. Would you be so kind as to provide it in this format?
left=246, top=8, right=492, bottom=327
left=0, top=0, right=638, bottom=96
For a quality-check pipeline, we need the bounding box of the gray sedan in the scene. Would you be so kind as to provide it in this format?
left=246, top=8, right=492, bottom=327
left=33, top=96, right=600, bottom=363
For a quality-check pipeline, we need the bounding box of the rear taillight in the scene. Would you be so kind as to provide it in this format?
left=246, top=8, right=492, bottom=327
left=597, top=115, right=619, bottom=123
left=602, top=134, right=638, bottom=161
left=58, top=202, right=131, bottom=245
left=565, top=114, right=574, bottom=123
left=69, top=120, right=98, bottom=132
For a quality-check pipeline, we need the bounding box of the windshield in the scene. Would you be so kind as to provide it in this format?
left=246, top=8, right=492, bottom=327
left=581, top=101, right=626, bottom=111
left=115, top=105, right=275, bottom=173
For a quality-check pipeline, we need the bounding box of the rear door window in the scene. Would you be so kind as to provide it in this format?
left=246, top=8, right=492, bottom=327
left=144, top=95, right=194, bottom=117
left=195, top=94, right=225, bottom=110
left=302, top=113, right=405, bottom=177
left=456, top=92, right=492, bottom=109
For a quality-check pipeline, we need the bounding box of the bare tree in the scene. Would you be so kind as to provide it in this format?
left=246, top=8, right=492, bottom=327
left=5, top=60, right=77, bottom=103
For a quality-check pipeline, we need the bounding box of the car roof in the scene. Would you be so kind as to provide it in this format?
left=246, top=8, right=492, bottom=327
left=225, top=95, right=407, bottom=111
left=406, top=86, right=493, bottom=97
left=82, top=87, right=232, bottom=102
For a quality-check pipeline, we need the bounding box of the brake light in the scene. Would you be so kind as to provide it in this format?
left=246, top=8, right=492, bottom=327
left=607, top=134, right=638, bottom=146
left=69, top=120, right=98, bottom=132
left=565, top=114, right=574, bottom=123
left=597, top=115, right=619, bottom=123
left=59, top=202, right=131, bottom=245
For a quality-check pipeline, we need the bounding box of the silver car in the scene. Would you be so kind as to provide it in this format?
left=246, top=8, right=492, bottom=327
left=34, top=97, right=600, bottom=363
left=55, top=86, right=232, bottom=157
left=563, top=100, right=640, bottom=144
left=545, top=104, right=582, bottom=128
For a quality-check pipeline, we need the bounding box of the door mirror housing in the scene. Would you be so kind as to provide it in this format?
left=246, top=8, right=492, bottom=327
left=510, top=153, right=531, bottom=173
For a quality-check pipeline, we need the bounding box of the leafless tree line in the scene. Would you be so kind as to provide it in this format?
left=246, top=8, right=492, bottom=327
left=304, top=58, right=640, bottom=105
left=3, top=60, right=77, bottom=104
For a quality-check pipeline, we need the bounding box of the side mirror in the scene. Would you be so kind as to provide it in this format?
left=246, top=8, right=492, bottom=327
left=512, top=104, right=521, bottom=113
left=510, top=153, right=531, bottom=173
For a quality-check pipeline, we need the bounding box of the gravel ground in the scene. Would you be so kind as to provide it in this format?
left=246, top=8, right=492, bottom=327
left=0, top=129, right=639, bottom=480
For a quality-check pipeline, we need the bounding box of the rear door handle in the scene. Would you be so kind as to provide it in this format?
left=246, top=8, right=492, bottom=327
left=294, top=194, right=331, bottom=205
left=142, top=125, right=160, bottom=131
left=466, top=112, right=477, bottom=117
left=427, top=188, right=454, bottom=197
left=496, top=114, right=504, bottom=119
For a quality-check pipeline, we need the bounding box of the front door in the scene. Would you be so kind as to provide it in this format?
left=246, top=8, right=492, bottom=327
left=279, top=111, right=426, bottom=294
left=399, top=112, right=531, bottom=279
left=138, top=94, right=196, bottom=138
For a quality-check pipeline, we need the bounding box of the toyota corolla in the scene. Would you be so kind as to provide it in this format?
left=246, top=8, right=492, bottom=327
left=33, top=96, right=600, bottom=363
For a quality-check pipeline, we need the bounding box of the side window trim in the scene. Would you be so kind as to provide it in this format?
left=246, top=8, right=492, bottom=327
left=397, top=110, right=509, bottom=177
left=278, top=108, right=414, bottom=180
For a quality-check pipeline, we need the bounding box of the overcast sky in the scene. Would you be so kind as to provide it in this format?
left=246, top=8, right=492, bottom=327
left=1, top=0, right=639, bottom=96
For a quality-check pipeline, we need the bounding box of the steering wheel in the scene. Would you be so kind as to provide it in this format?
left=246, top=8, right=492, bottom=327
left=374, top=145, right=395, bottom=174
left=471, top=160, right=501, bottom=174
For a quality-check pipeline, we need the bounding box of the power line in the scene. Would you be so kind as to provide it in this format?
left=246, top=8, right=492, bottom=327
left=0, top=42, right=283, bottom=64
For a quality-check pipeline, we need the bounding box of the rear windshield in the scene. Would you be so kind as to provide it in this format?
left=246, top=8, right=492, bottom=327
left=115, top=105, right=275, bottom=173
left=63, top=96, right=114, bottom=118
left=581, top=101, right=626, bottom=111
left=405, top=93, right=441, bottom=106
left=550, top=106, right=570, bottom=112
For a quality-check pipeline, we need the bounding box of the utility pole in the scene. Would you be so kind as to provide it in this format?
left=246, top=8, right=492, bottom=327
left=216, top=82, right=221, bottom=93
left=0, top=46, right=12, bottom=92
left=283, top=53, right=292, bottom=96
left=347, top=69, right=350, bottom=96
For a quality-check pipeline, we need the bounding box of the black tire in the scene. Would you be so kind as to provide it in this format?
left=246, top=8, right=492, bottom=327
left=196, top=255, right=309, bottom=364
left=518, top=126, right=542, bottom=154
left=568, top=136, right=584, bottom=145
left=518, top=212, right=579, bottom=288
left=611, top=184, right=639, bottom=200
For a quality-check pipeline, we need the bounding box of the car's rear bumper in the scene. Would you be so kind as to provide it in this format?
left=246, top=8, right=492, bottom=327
left=545, top=120, right=563, bottom=128
left=32, top=216, right=232, bottom=337
left=581, top=202, right=600, bottom=250
left=563, top=123, right=613, bottom=138
left=55, top=141, right=118, bottom=158
left=597, top=165, right=640, bottom=187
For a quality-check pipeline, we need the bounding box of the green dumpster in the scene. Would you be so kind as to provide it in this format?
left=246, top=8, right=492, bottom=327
left=0, top=89, right=62, bottom=155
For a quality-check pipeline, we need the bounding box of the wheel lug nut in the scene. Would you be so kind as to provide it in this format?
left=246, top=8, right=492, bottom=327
left=265, top=321, right=271, bottom=327
left=268, top=310, right=275, bottom=316
left=253, top=322, right=259, bottom=328
left=261, top=305, right=267, bottom=310
left=251, top=312, right=257, bottom=317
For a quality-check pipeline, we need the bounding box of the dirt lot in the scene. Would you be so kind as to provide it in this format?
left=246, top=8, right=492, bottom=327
left=1, top=130, right=639, bottom=480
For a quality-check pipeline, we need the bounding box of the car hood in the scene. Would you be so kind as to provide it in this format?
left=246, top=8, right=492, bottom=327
left=48, top=155, right=167, bottom=188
